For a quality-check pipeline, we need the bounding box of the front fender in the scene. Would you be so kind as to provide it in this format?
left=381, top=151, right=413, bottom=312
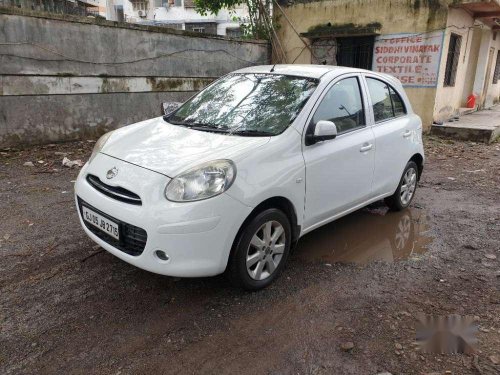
left=226, top=129, right=306, bottom=227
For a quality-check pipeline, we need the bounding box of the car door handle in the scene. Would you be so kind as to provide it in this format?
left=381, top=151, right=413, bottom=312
left=359, top=143, right=373, bottom=152
left=403, top=130, right=412, bottom=138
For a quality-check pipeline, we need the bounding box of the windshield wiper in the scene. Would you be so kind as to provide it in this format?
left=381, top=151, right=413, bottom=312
left=165, top=117, right=189, bottom=126
left=165, top=118, right=228, bottom=133
left=184, top=123, right=229, bottom=133
left=167, top=119, right=271, bottom=136
left=230, top=129, right=273, bottom=137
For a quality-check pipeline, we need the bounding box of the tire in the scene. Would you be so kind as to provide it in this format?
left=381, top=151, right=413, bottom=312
left=385, top=161, right=419, bottom=211
left=228, top=208, right=292, bottom=291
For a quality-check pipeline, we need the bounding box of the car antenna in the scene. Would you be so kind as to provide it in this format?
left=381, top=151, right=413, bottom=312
left=270, top=64, right=276, bottom=72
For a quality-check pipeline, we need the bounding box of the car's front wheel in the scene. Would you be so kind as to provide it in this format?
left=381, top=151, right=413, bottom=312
left=228, top=208, right=291, bottom=291
left=385, top=161, right=419, bottom=211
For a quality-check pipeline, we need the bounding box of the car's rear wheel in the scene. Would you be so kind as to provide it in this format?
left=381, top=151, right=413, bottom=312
left=385, top=161, right=418, bottom=211
left=228, top=208, right=291, bottom=291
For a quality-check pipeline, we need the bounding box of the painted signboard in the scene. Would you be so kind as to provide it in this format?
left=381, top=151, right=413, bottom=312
left=372, top=31, right=444, bottom=87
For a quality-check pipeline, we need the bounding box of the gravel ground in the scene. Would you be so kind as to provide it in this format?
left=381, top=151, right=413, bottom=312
left=0, top=136, right=499, bottom=375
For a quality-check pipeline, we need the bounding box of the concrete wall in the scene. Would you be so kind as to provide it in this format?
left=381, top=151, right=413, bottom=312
left=275, top=0, right=451, bottom=129
left=0, top=7, right=270, bottom=147
left=433, top=7, right=476, bottom=122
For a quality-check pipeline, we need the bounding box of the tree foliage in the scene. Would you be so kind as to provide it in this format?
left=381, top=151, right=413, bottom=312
left=193, top=0, right=272, bottom=40
left=193, top=0, right=243, bottom=16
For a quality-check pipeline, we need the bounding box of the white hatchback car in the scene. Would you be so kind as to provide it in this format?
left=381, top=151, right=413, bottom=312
left=75, top=65, right=424, bottom=290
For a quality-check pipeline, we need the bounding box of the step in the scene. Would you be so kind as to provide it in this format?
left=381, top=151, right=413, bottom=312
left=430, top=123, right=500, bottom=143
left=458, top=107, right=477, bottom=116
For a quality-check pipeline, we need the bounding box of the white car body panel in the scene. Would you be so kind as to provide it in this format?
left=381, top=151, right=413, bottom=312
left=224, top=127, right=306, bottom=228
left=300, top=72, right=376, bottom=230
left=74, top=65, right=425, bottom=278
left=369, top=113, right=422, bottom=196
left=102, top=117, right=270, bottom=177
left=75, top=153, right=252, bottom=276
left=302, top=126, right=376, bottom=231
left=360, top=73, right=424, bottom=197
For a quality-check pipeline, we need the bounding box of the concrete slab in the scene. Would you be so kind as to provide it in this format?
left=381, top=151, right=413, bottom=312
left=431, top=106, right=500, bottom=143
left=458, top=107, right=476, bottom=116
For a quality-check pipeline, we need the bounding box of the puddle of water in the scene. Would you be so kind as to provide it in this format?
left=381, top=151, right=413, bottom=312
left=294, top=203, right=432, bottom=265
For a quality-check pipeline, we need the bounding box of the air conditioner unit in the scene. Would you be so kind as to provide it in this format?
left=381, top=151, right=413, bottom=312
left=138, top=10, right=146, bottom=17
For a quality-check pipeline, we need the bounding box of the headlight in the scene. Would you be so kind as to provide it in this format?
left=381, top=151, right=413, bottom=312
left=89, top=131, right=113, bottom=164
left=165, top=160, right=236, bottom=202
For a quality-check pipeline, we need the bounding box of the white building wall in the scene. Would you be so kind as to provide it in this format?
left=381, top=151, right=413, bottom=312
left=113, top=0, right=248, bottom=36
left=433, top=8, right=476, bottom=121
left=434, top=8, right=500, bottom=120
left=122, top=0, right=155, bottom=21
left=79, top=0, right=107, bottom=16
left=106, top=0, right=125, bottom=21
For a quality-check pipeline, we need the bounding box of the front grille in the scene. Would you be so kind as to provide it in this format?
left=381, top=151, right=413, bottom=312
left=86, top=174, right=142, bottom=205
left=77, top=197, right=147, bottom=256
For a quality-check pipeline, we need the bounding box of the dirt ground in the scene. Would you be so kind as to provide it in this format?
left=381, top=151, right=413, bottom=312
left=0, top=136, right=499, bottom=375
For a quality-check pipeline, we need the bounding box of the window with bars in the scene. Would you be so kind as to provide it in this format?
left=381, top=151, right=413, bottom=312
left=131, top=0, right=147, bottom=11
left=493, top=51, right=500, bottom=84
left=444, top=33, right=462, bottom=87
left=336, top=36, right=375, bottom=70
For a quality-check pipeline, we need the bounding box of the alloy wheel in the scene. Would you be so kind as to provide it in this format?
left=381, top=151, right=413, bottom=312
left=400, top=167, right=417, bottom=206
left=246, top=221, right=286, bottom=281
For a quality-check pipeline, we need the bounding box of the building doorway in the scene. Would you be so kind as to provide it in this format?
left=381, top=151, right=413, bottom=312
left=481, top=47, right=495, bottom=108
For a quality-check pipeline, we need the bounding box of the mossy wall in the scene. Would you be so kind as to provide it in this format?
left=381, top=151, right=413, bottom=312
left=0, top=7, right=270, bottom=147
left=275, top=0, right=456, bottom=128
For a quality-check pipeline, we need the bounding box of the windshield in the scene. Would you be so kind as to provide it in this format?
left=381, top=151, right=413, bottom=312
left=166, top=73, right=318, bottom=136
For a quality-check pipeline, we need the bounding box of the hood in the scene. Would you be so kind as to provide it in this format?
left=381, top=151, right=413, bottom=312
left=101, top=117, right=270, bottom=177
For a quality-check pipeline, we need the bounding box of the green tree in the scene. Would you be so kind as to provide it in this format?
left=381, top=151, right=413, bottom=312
left=193, top=0, right=273, bottom=40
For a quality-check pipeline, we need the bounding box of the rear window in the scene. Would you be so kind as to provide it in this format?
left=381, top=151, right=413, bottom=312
left=366, top=78, right=407, bottom=122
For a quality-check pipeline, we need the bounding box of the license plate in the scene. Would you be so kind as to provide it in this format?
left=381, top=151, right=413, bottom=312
left=82, top=206, right=120, bottom=240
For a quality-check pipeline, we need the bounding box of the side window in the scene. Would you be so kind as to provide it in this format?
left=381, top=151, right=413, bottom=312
left=366, top=78, right=407, bottom=122
left=312, top=77, right=365, bottom=134
left=366, top=78, right=393, bottom=122
left=389, top=87, right=407, bottom=117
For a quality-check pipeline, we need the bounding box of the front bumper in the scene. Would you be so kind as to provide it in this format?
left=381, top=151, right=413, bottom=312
left=75, top=153, right=252, bottom=277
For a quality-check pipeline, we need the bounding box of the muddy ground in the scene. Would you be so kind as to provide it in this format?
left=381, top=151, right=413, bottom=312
left=0, top=136, right=499, bottom=375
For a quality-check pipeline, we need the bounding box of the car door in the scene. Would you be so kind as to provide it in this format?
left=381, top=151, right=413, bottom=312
left=302, top=75, right=375, bottom=232
left=362, top=75, right=413, bottom=196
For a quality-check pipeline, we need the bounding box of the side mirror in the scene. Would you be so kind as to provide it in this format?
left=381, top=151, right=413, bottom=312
left=306, top=120, right=337, bottom=145
left=161, top=102, right=181, bottom=116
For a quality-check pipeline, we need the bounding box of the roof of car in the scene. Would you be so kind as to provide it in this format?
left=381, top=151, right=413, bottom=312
left=233, top=64, right=366, bottom=79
